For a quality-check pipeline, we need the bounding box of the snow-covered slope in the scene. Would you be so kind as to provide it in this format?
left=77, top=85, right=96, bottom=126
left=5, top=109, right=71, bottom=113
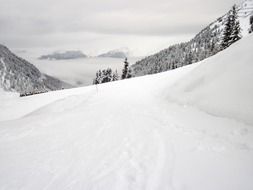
left=0, top=35, right=253, bottom=190
left=168, top=34, right=253, bottom=126
left=132, top=0, right=253, bottom=77
left=0, top=44, right=71, bottom=93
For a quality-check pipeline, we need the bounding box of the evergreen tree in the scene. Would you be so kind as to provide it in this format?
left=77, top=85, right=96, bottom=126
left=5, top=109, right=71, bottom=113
left=93, top=70, right=102, bottom=84
left=171, top=62, right=176, bottom=70
left=221, top=5, right=241, bottom=49
left=126, top=68, right=132, bottom=78
left=112, top=70, right=119, bottom=81
left=231, top=5, right=241, bottom=43
left=210, top=39, right=215, bottom=54
left=221, top=10, right=233, bottom=49
left=101, top=68, right=112, bottom=83
left=93, top=68, right=118, bottom=84
left=121, top=58, right=131, bottom=79
left=249, top=15, right=253, bottom=33
left=186, top=51, right=193, bottom=65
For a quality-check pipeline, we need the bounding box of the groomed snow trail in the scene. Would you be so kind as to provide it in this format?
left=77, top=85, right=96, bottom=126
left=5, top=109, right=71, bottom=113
left=1, top=36, right=253, bottom=190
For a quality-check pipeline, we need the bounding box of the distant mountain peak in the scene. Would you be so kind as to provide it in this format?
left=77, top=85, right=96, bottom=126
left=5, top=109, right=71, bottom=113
left=39, top=50, right=87, bottom=60
left=98, top=48, right=130, bottom=58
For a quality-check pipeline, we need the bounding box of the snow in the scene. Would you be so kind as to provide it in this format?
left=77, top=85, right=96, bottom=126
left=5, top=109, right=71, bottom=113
left=0, top=35, right=253, bottom=190
left=168, top=34, right=253, bottom=125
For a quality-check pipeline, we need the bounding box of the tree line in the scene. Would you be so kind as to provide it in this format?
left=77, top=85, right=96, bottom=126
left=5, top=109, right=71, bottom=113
left=93, top=58, right=132, bottom=85
left=131, top=4, right=246, bottom=77
left=221, top=5, right=241, bottom=49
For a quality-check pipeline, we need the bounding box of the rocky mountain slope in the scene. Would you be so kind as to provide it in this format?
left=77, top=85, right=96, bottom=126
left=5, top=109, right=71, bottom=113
left=0, top=44, right=71, bottom=94
left=132, top=0, right=253, bottom=77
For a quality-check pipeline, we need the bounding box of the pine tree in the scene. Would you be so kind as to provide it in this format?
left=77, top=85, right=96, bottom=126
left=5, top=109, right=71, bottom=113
left=112, top=70, right=119, bottom=81
left=101, top=68, right=113, bottom=83
left=221, top=10, right=233, bottom=49
left=93, top=68, right=119, bottom=84
left=231, top=5, right=241, bottom=43
left=221, top=5, right=241, bottom=49
left=210, top=39, right=215, bottom=54
left=121, top=58, right=131, bottom=79
left=126, top=68, right=132, bottom=78
left=249, top=15, right=253, bottom=33
left=186, top=51, right=193, bottom=65
left=171, top=62, right=175, bottom=70
left=93, top=70, right=102, bottom=84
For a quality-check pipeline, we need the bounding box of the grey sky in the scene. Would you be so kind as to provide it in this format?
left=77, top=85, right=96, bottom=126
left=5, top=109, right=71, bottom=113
left=0, top=0, right=241, bottom=56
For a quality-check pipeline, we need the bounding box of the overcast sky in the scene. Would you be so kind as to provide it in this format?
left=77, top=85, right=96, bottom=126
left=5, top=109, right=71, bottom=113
left=0, top=0, right=241, bottom=56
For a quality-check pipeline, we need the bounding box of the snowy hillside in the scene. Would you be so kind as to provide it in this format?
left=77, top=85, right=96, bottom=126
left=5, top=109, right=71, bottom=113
left=0, top=44, right=71, bottom=93
left=132, top=0, right=253, bottom=77
left=0, top=34, right=253, bottom=189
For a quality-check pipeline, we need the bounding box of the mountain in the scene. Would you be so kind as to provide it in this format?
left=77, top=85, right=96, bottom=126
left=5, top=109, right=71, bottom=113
left=98, top=48, right=130, bottom=58
left=0, top=34, right=253, bottom=190
left=39, top=51, right=87, bottom=60
left=132, top=0, right=253, bottom=77
left=0, top=44, right=71, bottom=94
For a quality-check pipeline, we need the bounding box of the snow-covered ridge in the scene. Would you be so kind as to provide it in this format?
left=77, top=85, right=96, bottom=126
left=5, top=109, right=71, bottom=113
left=0, top=44, right=71, bottom=93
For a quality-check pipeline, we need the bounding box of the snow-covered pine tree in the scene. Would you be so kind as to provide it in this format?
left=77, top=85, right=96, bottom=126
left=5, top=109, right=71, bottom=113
left=93, top=68, right=119, bottom=84
left=221, top=10, right=233, bottom=49
left=186, top=51, right=193, bottom=65
left=112, top=70, right=119, bottom=81
left=126, top=68, right=132, bottom=78
left=93, top=70, right=102, bottom=84
left=171, top=62, right=176, bottom=70
left=231, top=5, right=241, bottom=43
left=249, top=15, right=253, bottom=33
left=101, top=68, right=113, bottom=83
left=221, top=5, right=241, bottom=50
left=121, top=58, right=131, bottom=79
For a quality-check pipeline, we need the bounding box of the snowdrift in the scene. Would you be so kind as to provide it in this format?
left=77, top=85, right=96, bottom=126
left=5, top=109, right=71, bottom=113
left=168, top=34, right=253, bottom=125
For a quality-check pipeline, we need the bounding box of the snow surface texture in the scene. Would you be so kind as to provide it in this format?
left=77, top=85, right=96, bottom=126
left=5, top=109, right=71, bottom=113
left=0, top=35, right=253, bottom=190
left=0, top=44, right=71, bottom=93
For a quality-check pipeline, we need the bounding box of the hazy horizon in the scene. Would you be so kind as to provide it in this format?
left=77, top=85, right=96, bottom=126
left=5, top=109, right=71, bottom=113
left=0, top=0, right=241, bottom=56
